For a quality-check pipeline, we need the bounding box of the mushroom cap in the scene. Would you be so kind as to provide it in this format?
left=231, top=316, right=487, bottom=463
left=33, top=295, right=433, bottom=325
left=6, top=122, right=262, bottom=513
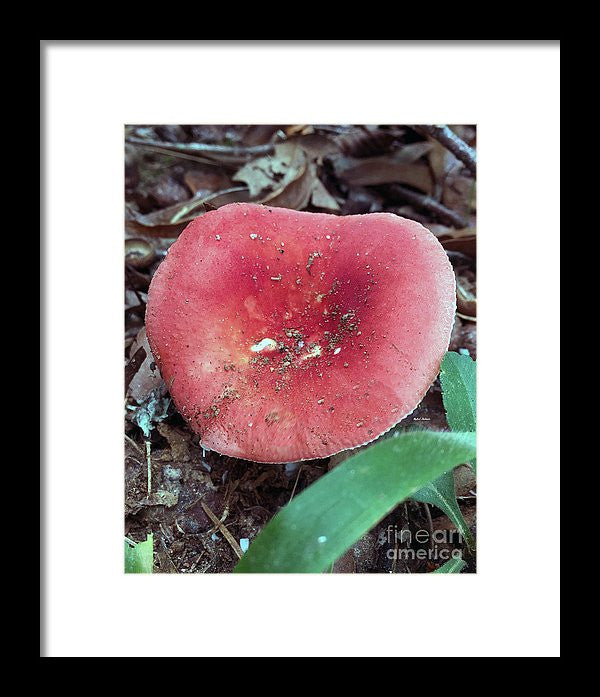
left=145, top=203, right=455, bottom=463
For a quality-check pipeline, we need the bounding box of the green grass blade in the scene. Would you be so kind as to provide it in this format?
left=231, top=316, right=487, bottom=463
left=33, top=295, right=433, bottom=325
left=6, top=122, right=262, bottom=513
left=432, top=557, right=466, bottom=573
left=411, top=470, right=474, bottom=549
left=234, top=431, right=476, bottom=573
left=124, top=533, right=154, bottom=573
left=413, top=351, right=476, bottom=555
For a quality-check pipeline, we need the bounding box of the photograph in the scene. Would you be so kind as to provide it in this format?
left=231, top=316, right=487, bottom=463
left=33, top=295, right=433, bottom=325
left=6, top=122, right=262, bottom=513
left=43, top=39, right=560, bottom=657
left=124, top=123, right=477, bottom=574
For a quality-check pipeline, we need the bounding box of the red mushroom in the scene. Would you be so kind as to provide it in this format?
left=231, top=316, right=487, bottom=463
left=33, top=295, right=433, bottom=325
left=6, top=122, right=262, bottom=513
left=145, top=203, right=455, bottom=463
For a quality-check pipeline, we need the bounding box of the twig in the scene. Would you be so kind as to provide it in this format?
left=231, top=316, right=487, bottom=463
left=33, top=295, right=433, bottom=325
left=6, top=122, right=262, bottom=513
left=415, top=125, right=476, bottom=176
left=145, top=440, right=152, bottom=495
left=124, top=433, right=143, bottom=455
left=126, top=136, right=274, bottom=159
left=126, top=142, right=231, bottom=167
left=200, top=501, right=243, bottom=559
left=288, top=465, right=303, bottom=502
left=169, top=187, right=248, bottom=224
left=189, top=551, right=205, bottom=573
left=385, top=184, right=469, bottom=228
left=159, top=537, right=178, bottom=573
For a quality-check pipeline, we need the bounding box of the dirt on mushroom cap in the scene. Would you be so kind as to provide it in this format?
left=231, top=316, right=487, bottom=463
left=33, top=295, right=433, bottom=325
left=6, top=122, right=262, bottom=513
left=145, top=203, right=456, bottom=463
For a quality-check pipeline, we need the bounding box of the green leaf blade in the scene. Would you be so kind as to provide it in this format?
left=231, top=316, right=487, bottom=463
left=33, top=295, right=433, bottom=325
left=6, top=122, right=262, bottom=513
left=440, top=351, right=476, bottom=470
left=411, top=470, right=474, bottom=549
left=124, top=533, right=154, bottom=573
left=432, top=557, right=467, bottom=573
left=439, top=351, right=476, bottom=433
left=234, top=431, right=476, bottom=574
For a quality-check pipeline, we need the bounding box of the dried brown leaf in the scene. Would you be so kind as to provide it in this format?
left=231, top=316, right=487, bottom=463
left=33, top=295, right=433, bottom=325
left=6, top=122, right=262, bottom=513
left=428, top=140, right=462, bottom=184
left=287, top=133, right=341, bottom=159
left=233, top=142, right=307, bottom=198
left=456, top=278, right=477, bottom=317
left=342, top=187, right=384, bottom=215
left=183, top=168, right=231, bottom=195
left=334, top=126, right=406, bottom=157
left=148, top=176, right=189, bottom=208
left=125, top=187, right=251, bottom=237
left=157, top=422, right=191, bottom=462
left=285, top=124, right=314, bottom=136
left=443, top=175, right=476, bottom=218
left=261, top=160, right=315, bottom=210
left=431, top=225, right=477, bottom=240
left=310, top=177, right=340, bottom=211
left=125, top=345, right=147, bottom=394
left=242, top=125, right=282, bottom=145
left=125, top=238, right=155, bottom=270
left=233, top=141, right=331, bottom=211
left=332, top=148, right=434, bottom=193
left=127, top=327, right=164, bottom=403
left=441, top=235, right=477, bottom=258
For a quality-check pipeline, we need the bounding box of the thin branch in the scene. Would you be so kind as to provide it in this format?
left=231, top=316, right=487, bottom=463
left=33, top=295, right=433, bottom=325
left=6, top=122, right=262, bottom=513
left=200, top=501, right=243, bottom=559
left=124, top=433, right=143, bottom=455
left=146, top=440, right=152, bottom=495
left=126, top=136, right=274, bottom=159
left=415, top=125, right=476, bottom=176
left=384, top=184, right=469, bottom=228
left=126, top=142, right=231, bottom=167
left=288, top=465, right=303, bottom=503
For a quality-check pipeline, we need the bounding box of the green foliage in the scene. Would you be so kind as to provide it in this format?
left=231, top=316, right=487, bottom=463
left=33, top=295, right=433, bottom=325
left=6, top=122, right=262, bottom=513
left=411, top=471, right=474, bottom=549
left=234, top=431, right=476, bottom=573
left=411, top=351, right=476, bottom=547
left=432, top=557, right=467, bottom=573
left=439, top=351, right=476, bottom=436
left=124, top=534, right=154, bottom=573
left=234, top=351, right=478, bottom=574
